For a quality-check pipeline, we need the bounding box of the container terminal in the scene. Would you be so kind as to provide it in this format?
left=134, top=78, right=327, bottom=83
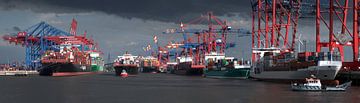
left=1, top=0, right=360, bottom=85
left=2, top=19, right=104, bottom=76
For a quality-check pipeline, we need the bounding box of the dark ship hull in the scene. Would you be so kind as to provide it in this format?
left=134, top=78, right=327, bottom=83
left=114, top=65, right=139, bottom=75
left=204, top=68, right=250, bottom=79
left=174, top=62, right=203, bottom=75
left=39, top=63, right=92, bottom=76
left=142, top=66, right=159, bottom=73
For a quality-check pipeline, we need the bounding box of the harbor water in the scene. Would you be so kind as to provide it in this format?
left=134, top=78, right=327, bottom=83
left=0, top=73, right=359, bottom=103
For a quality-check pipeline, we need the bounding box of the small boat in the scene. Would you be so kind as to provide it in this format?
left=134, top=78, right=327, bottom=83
left=291, top=77, right=322, bottom=91
left=291, top=75, right=352, bottom=91
left=325, top=81, right=352, bottom=91
left=120, top=70, right=128, bottom=78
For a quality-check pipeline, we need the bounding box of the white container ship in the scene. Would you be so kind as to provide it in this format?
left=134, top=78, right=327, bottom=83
left=251, top=47, right=342, bottom=81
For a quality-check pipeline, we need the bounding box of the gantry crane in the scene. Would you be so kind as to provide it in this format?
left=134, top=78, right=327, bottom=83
left=251, top=0, right=302, bottom=62
left=2, top=19, right=97, bottom=70
left=162, top=12, right=251, bottom=69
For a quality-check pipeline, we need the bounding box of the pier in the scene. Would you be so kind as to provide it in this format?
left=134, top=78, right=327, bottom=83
left=0, top=70, right=38, bottom=76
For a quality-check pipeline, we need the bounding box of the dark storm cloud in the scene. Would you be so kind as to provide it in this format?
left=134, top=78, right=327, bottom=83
left=0, top=0, right=251, bottom=22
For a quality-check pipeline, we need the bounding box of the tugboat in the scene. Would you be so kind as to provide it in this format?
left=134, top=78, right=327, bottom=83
left=113, top=52, right=139, bottom=76
left=291, top=75, right=352, bottom=91
left=120, top=69, right=129, bottom=78
left=291, top=75, right=323, bottom=91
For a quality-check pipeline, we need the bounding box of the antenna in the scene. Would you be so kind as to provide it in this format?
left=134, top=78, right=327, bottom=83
left=304, top=40, right=307, bottom=52
left=107, top=52, right=111, bottom=64
left=296, top=34, right=304, bottom=52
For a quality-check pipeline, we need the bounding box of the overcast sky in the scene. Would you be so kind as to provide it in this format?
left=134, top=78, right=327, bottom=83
left=0, top=0, right=354, bottom=63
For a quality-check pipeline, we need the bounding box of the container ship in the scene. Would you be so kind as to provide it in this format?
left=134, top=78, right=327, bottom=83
left=232, top=60, right=252, bottom=78
left=141, top=56, right=160, bottom=73
left=251, top=47, right=342, bottom=81
left=204, top=52, right=251, bottom=79
left=166, top=62, right=177, bottom=74
left=113, top=52, right=139, bottom=76
left=173, top=56, right=204, bottom=75
left=39, top=46, right=93, bottom=76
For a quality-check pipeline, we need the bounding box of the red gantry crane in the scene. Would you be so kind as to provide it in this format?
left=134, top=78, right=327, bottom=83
left=251, top=0, right=360, bottom=82
left=251, top=0, right=302, bottom=62
left=162, top=12, right=250, bottom=74
left=313, top=0, right=360, bottom=74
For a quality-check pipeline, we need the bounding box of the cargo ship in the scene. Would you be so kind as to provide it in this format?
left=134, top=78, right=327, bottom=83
left=173, top=56, right=205, bottom=75
left=113, top=52, right=139, bottom=76
left=90, top=52, right=104, bottom=72
left=251, top=47, right=342, bottom=81
left=232, top=60, right=251, bottom=78
left=166, top=62, right=177, bottom=74
left=39, top=46, right=92, bottom=76
left=141, top=56, right=160, bottom=73
left=204, top=52, right=251, bottom=79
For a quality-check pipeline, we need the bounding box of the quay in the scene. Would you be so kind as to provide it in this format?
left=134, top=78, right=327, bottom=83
left=0, top=70, right=38, bottom=76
